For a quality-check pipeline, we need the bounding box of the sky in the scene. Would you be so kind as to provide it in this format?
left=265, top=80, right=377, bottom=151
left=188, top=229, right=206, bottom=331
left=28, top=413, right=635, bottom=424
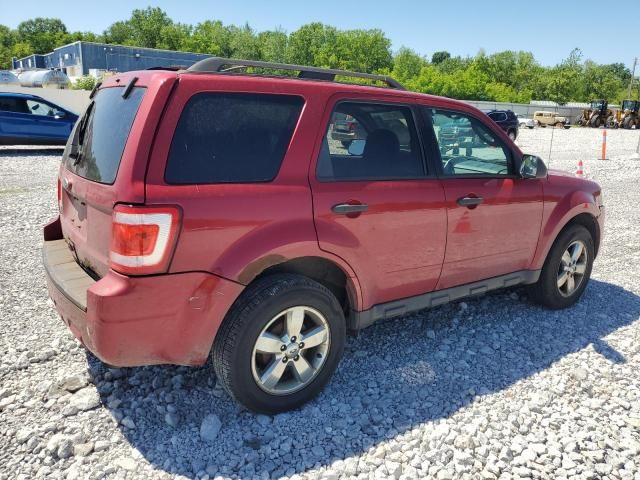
left=1, top=0, right=638, bottom=67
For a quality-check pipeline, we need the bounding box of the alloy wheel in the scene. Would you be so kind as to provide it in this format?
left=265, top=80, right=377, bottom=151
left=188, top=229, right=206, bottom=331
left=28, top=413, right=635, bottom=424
left=251, top=306, right=330, bottom=395
left=556, top=240, right=588, bottom=297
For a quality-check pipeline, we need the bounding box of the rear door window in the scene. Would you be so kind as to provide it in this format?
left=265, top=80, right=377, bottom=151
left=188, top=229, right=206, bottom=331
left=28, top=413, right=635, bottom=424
left=165, top=93, right=304, bottom=184
left=317, top=102, right=425, bottom=181
left=64, top=86, right=145, bottom=184
left=0, top=97, right=29, bottom=113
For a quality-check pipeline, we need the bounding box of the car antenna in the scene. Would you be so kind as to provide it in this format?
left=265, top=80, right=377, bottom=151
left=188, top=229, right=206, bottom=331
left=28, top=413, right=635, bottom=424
left=547, top=105, right=558, bottom=167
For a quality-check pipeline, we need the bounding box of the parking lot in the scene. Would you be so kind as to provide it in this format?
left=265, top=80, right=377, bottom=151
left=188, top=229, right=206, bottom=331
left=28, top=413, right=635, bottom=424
left=0, top=127, right=639, bottom=480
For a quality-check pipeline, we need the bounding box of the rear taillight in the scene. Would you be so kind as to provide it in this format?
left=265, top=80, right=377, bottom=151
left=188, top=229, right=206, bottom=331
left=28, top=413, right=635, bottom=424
left=109, top=205, right=181, bottom=275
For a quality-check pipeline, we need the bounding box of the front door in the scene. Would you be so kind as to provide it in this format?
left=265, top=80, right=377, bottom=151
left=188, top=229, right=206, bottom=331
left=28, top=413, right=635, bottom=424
left=310, top=98, right=447, bottom=309
left=425, top=107, right=544, bottom=290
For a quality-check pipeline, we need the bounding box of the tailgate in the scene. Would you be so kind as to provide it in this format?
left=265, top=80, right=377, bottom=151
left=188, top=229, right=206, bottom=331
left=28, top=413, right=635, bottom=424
left=58, top=76, right=167, bottom=278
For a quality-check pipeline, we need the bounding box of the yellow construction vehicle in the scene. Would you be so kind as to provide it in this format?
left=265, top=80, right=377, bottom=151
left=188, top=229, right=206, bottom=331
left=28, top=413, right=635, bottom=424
left=615, top=100, right=639, bottom=129
left=577, top=100, right=616, bottom=127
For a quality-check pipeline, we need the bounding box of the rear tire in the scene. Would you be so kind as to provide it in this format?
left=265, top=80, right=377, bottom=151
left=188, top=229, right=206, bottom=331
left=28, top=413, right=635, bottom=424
left=527, top=224, right=594, bottom=310
left=590, top=116, right=601, bottom=128
left=213, top=273, right=346, bottom=414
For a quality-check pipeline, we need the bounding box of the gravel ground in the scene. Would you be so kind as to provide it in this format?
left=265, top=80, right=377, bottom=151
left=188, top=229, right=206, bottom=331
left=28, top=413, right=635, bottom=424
left=1, top=128, right=639, bottom=480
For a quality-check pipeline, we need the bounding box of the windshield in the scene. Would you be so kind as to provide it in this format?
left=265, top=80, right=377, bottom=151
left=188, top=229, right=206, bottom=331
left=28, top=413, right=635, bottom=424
left=591, top=101, right=605, bottom=110
left=64, top=86, right=145, bottom=184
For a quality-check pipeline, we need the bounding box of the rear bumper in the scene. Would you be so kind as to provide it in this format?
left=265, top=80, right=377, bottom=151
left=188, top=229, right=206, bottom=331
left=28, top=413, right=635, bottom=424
left=43, top=217, right=244, bottom=367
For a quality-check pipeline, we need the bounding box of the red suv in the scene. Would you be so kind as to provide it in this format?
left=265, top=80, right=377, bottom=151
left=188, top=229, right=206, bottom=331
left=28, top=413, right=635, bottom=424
left=43, top=58, right=604, bottom=413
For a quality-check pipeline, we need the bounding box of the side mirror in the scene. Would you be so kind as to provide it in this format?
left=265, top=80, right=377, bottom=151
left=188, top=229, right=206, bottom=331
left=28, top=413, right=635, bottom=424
left=54, top=111, right=66, bottom=119
left=519, top=154, right=548, bottom=179
left=347, top=139, right=366, bottom=156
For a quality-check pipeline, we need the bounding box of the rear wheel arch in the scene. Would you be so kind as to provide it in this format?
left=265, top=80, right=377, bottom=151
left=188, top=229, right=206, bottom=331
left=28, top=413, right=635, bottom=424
left=243, top=256, right=361, bottom=314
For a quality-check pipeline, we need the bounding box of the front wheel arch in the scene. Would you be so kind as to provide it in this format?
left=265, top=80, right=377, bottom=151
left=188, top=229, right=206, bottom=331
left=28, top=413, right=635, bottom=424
left=563, top=213, right=601, bottom=258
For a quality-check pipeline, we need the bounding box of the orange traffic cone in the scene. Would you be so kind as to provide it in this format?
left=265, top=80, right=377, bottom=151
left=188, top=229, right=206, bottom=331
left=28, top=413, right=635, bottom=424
left=576, top=160, right=584, bottom=177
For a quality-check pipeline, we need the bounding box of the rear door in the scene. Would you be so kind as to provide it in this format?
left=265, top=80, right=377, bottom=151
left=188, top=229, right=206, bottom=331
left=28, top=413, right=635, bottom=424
left=0, top=96, right=33, bottom=141
left=310, top=96, right=447, bottom=309
left=425, top=107, right=543, bottom=290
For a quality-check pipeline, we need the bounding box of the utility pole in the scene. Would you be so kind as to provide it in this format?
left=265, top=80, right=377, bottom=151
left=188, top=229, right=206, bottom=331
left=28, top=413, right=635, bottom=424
left=629, top=57, right=638, bottom=99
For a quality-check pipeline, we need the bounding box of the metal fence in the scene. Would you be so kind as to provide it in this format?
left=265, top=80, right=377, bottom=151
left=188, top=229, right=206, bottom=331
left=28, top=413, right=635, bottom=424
left=463, top=100, right=586, bottom=123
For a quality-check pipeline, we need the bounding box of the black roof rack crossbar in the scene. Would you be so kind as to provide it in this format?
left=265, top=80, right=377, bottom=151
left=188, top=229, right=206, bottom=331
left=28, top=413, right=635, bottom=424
left=187, top=57, right=405, bottom=90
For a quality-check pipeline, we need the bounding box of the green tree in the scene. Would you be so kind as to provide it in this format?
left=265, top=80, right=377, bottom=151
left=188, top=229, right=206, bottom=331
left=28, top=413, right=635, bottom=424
left=287, top=23, right=338, bottom=67
left=544, top=67, right=580, bottom=104
left=258, top=30, right=288, bottom=63
left=603, top=62, right=631, bottom=83
left=104, top=7, right=174, bottom=48
left=392, top=47, right=427, bottom=81
left=228, top=23, right=260, bottom=60
left=181, top=20, right=232, bottom=56
left=157, top=23, right=190, bottom=51
left=0, top=24, right=15, bottom=69
left=333, top=29, right=392, bottom=73
left=103, top=21, right=134, bottom=44
left=11, top=42, right=33, bottom=61
left=431, top=51, right=450, bottom=65
left=127, top=7, right=174, bottom=48
left=581, top=61, right=623, bottom=100
left=16, top=17, right=67, bottom=54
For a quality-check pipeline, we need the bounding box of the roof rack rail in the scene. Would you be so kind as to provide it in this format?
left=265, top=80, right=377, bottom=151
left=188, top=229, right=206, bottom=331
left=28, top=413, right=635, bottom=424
left=186, top=57, right=405, bottom=90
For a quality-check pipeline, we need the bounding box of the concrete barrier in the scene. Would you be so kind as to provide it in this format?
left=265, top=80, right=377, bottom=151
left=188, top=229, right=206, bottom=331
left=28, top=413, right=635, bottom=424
left=0, top=86, right=90, bottom=114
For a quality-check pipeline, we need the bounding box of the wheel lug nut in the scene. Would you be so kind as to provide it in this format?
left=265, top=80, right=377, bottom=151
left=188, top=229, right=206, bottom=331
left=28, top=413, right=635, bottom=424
left=282, top=356, right=287, bottom=363
left=280, top=345, right=286, bottom=351
left=294, top=355, right=299, bottom=361
left=299, top=342, right=304, bottom=348
left=291, top=336, right=297, bottom=342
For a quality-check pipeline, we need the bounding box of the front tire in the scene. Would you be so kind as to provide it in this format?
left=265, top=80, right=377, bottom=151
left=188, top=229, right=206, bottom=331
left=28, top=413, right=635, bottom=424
left=527, top=224, right=594, bottom=309
left=213, top=273, right=346, bottom=414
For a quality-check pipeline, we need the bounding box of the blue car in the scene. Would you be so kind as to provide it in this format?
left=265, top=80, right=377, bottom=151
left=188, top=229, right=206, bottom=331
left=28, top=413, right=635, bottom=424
left=0, top=92, right=79, bottom=146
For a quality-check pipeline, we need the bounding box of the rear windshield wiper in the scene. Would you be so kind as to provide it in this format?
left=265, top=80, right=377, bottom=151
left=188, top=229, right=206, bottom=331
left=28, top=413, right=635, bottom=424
left=69, top=101, right=94, bottom=165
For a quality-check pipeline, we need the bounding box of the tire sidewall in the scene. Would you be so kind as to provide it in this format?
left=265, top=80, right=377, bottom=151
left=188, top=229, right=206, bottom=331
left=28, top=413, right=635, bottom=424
left=221, top=279, right=345, bottom=413
left=540, top=225, right=594, bottom=308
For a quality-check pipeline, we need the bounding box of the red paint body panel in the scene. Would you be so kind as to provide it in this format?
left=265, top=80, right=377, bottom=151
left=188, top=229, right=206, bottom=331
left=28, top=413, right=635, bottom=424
left=311, top=180, right=447, bottom=309
left=45, top=69, right=605, bottom=367
left=531, top=172, right=604, bottom=270
left=436, top=177, right=544, bottom=290
left=59, top=72, right=177, bottom=277
left=45, top=217, right=243, bottom=367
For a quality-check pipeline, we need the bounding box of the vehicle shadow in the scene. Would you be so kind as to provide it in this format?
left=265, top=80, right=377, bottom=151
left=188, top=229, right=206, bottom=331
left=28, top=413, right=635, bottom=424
left=86, top=279, right=639, bottom=478
left=0, top=147, right=65, bottom=156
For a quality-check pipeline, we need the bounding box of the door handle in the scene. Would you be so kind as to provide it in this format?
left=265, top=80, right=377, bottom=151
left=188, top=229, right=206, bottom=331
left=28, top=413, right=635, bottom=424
left=332, top=203, right=369, bottom=215
left=457, top=196, right=483, bottom=207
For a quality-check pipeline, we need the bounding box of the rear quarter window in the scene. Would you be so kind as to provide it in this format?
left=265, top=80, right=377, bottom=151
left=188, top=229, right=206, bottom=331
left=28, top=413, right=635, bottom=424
left=165, top=93, right=304, bottom=184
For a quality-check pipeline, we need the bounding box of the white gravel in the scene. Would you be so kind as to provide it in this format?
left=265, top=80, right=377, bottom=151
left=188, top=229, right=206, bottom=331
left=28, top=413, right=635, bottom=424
left=1, top=128, right=639, bottom=480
